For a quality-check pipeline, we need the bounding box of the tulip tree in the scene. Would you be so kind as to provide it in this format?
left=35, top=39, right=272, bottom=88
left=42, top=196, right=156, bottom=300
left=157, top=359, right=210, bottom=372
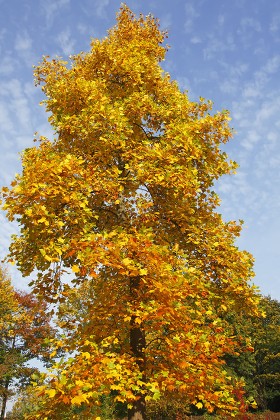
left=1, top=5, right=261, bottom=419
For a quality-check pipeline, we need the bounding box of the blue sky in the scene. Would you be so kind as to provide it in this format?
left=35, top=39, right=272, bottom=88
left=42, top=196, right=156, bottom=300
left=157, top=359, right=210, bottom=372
left=0, top=0, right=280, bottom=300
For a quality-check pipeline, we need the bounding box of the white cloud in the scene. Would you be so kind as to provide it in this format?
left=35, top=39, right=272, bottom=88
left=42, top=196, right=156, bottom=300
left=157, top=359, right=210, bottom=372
left=0, top=77, right=39, bottom=190
left=14, top=31, right=36, bottom=67
left=263, top=54, right=280, bottom=74
left=159, top=12, right=172, bottom=32
left=57, top=28, right=76, bottom=56
left=40, top=0, right=70, bottom=28
left=242, top=85, right=260, bottom=99
left=203, top=34, right=236, bottom=60
left=218, top=61, right=249, bottom=95
left=14, top=32, right=32, bottom=52
left=93, top=0, right=110, bottom=19
left=218, top=14, right=225, bottom=26
left=220, top=54, right=280, bottom=103
left=0, top=103, right=14, bottom=136
left=190, top=36, right=202, bottom=44
left=215, top=48, right=280, bottom=247
left=176, top=76, right=197, bottom=99
left=240, top=130, right=261, bottom=151
left=239, top=17, right=261, bottom=33
left=77, top=22, right=95, bottom=37
left=1, top=79, right=32, bottom=132
left=219, top=88, right=280, bottom=229
left=270, top=14, right=280, bottom=33
left=0, top=28, right=7, bottom=49
left=184, top=2, right=199, bottom=33
left=0, top=213, right=17, bottom=254
left=0, top=55, right=19, bottom=76
left=234, top=16, right=264, bottom=53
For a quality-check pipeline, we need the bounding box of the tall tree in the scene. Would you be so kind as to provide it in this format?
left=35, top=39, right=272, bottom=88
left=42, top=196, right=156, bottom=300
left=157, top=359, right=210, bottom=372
left=1, top=6, right=261, bottom=419
left=0, top=266, right=53, bottom=419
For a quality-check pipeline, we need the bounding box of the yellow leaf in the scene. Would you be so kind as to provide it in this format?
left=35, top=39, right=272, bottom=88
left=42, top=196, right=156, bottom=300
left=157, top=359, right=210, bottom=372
left=72, top=265, right=80, bottom=273
left=47, top=389, right=56, bottom=398
left=75, top=380, right=84, bottom=387
left=71, top=395, right=85, bottom=405
left=54, top=247, right=62, bottom=256
left=38, top=217, right=49, bottom=225
left=196, top=402, right=203, bottom=409
left=14, top=185, right=22, bottom=193
left=82, top=351, right=91, bottom=360
left=122, top=257, right=133, bottom=266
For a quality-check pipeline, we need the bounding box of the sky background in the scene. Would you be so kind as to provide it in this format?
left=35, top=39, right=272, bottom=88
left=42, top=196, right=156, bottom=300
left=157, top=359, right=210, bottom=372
left=0, top=0, right=280, bottom=301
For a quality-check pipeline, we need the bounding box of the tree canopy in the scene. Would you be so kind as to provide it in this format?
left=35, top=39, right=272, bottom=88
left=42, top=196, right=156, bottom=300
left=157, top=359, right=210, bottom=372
left=1, top=5, right=261, bottom=419
left=0, top=266, right=53, bottom=419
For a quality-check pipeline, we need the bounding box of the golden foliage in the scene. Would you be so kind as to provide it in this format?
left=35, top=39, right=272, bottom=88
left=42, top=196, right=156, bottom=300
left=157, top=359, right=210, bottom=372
left=1, top=5, right=261, bottom=418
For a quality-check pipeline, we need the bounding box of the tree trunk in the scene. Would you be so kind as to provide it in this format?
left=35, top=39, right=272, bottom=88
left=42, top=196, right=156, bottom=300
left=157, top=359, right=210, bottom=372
left=0, top=378, right=10, bottom=420
left=0, top=396, right=7, bottom=420
left=128, top=276, right=146, bottom=420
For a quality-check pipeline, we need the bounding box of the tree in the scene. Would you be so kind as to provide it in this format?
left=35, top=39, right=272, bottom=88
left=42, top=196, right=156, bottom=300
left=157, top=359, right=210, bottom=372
left=221, top=303, right=260, bottom=413
left=222, top=296, right=280, bottom=413
left=6, top=386, right=45, bottom=420
left=1, top=5, right=261, bottom=419
left=252, top=296, right=280, bottom=411
left=0, top=265, right=53, bottom=419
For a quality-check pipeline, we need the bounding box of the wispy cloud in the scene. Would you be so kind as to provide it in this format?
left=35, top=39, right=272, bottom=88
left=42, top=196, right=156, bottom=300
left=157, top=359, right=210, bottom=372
left=190, top=36, right=202, bottom=45
left=15, top=32, right=32, bottom=52
left=56, top=28, right=76, bottom=56
left=77, top=22, right=96, bottom=37
left=1, top=79, right=32, bottom=132
left=184, top=1, right=199, bottom=33
left=203, top=34, right=236, bottom=60
left=14, top=30, right=36, bottom=66
left=40, top=0, right=70, bottom=28
left=0, top=55, right=19, bottom=76
left=239, top=17, right=262, bottom=33
left=93, top=0, right=110, bottom=19
left=270, top=14, right=280, bottom=32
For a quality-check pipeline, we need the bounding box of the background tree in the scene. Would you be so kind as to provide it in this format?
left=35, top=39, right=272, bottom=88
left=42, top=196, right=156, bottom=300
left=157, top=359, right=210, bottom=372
left=0, top=265, right=54, bottom=419
left=5, top=386, right=45, bottom=420
left=1, top=5, right=261, bottom=419
left=223, top=296, right=280, bottom=413
left=222, top=306, right=259, bottom=412
left=252, top=296, right=280, bottom=411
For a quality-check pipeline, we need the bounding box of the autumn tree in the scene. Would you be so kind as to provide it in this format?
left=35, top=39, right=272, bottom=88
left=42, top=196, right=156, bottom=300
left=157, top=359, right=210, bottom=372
left=0, top=265, right=53, bottom=419
left=1, top=5, right=261, bottom=419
